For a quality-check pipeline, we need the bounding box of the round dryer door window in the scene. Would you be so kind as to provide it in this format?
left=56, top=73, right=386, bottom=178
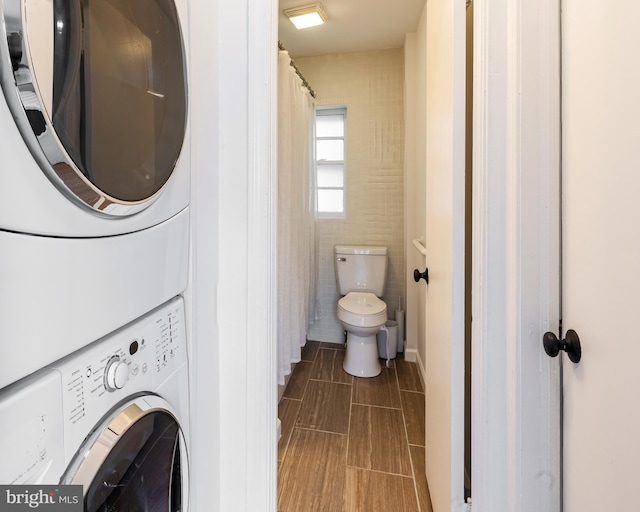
left=62, top=397, right=189, bottom=511
left=0, top=0, right=187, bottom=215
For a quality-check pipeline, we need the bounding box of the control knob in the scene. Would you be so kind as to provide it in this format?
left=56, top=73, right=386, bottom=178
left=104, top=356, right=130, bottom=391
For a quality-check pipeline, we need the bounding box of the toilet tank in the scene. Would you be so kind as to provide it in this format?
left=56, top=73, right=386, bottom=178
left=334, top=245, right=388, bottom=296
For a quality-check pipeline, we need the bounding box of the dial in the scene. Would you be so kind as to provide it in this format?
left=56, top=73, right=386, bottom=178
left=104, top=356, right=130, bottom=391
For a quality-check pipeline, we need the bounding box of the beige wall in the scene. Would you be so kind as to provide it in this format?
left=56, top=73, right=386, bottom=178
left=404, top=7, right=428, bottom=364
left=295, top=49, right=405, bottom=343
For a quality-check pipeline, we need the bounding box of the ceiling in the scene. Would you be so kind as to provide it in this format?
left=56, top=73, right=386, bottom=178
left=278, top=0, right=426, bottom=58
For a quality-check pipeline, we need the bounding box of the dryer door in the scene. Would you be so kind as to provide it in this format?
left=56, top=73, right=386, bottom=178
left=62, top=395, right=189, bottom=512
left=0, top=0, right=187, bottom=216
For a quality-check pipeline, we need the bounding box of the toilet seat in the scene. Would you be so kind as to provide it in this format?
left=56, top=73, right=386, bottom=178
left=337, top=292, right=387, bottom=328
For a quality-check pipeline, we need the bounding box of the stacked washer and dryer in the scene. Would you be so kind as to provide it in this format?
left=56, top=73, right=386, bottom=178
left=0, top=0, right=191, bottom=509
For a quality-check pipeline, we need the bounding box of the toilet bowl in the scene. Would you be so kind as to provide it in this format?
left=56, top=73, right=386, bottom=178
left=337, top=292, right=387, bottom=377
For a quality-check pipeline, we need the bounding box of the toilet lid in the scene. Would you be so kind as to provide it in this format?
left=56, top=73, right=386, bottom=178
left=338, top=292, right=387, bottom=316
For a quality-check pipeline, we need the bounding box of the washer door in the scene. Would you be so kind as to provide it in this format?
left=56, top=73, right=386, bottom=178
left=0, top=0, right=187, bottom=216
left=62, top=396, right=189, bottom=512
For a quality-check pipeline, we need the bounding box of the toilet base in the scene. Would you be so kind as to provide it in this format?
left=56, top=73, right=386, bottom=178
left=343, top=332, right=382, bottom=378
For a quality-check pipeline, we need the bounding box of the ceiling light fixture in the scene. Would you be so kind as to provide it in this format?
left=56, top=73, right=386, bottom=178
left=284, top=3, right=327, bottom=30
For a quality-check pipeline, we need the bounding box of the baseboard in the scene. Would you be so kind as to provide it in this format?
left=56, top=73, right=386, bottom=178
left=404, top=346, right=417, bottom=362
left=405, top=347, right=427, bottom=390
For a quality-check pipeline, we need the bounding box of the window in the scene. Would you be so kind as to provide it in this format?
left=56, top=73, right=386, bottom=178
left=316, top=107, right=346, bottom=216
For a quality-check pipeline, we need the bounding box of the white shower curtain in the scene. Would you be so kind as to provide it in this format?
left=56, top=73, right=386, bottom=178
left=277, top=50, right=317, bottom=385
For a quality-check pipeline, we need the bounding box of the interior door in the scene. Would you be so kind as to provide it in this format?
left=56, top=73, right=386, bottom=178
left=561, top=2, right=640, bottom=510
left=424, top=0, right=466, bottom=509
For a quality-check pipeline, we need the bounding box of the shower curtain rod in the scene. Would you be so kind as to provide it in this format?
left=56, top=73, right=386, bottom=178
left=278, top=41, right=316, bottom=99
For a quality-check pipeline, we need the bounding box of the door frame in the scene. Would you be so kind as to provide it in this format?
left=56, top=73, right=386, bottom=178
left=191, top=0, right=563, bottom=509
left=188, top=0, right=278, bottom=510
left=471, top=0, right=561, bottom=510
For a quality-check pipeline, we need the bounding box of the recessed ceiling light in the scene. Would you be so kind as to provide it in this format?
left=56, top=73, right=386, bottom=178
left=284, top=3, right=327, bottom=30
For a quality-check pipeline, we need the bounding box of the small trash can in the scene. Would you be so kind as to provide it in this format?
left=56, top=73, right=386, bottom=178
left=377, top=320, right=398, bottom=360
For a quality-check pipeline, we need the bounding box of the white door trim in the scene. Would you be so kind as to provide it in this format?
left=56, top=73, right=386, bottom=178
left=472, top=0, right=561, bottom=510
left=246, top=0, right=279, bottom=508
left=189, top=0, right=278, bottom=510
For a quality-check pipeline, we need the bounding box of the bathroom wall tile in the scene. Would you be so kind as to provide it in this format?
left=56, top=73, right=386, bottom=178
left=295, top=49, right=406, bottom=344
left=277, top=428, right=347, bottom=512
left=278, top=398, right=302, bottom=462
left=344, top=467, right=419, bottom=512
left=352, top=367, right=401, bottom=409
left=401, top=391, right=426, bottom=447
left=283, top=361, right=314, bottom=400
left=396, top=357, right=424, bottom=392
left=348, top=404, right=412, bottom=476
left=311, top=349, right=352, bottom=384
left=296, top=380, right=352, bottom=434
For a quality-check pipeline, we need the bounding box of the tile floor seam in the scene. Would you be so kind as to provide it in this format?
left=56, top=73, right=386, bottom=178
left=295, top=425, right=349, bottom=437
left=345, top=464, right=417, bottom=479
left=308, top=377, right=353, bottom=386
left=280, top=427, right=293, bottom=462
left=278, top=346, right=430, bottom=512
left=408, top=445, right=424, bottom=512
left=400, top=389, right=426, bottom=395
left=297, top=348, right=319, bottom=404
left=351, top=401, right=402, bottom=410
left=345, top=371, right=354, bottom=492
left=397, top=358, right=423, bottom=511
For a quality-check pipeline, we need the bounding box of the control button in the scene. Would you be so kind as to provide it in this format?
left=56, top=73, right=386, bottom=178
left=142, top=363, right=148, bottom=374
left=129, top=340, right=139, bottom=355
left=86, top=368, right=92, bottom=378
left=131, top=364, right=139, bottom=376
left=104, top=357, right=130, bottom=392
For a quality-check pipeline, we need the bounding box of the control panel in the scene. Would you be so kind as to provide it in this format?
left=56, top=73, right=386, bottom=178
left=51, top=297, right=187, bottom=461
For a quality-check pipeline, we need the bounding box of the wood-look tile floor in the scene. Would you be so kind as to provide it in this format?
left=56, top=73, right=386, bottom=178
left=278, top=341, right=434, bottom=512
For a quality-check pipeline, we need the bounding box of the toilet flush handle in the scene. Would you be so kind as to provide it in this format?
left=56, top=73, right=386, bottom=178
left=413, top=268, right=429, bottom=285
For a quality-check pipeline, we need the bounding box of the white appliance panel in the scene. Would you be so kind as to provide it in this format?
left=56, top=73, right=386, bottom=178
left=0, top=209, right=189, bottom=389
left=0, top=297, right=189, bottom=489
left=0, top=371, right=64, bottom=484
left=50, top=296, right=189, bottom=463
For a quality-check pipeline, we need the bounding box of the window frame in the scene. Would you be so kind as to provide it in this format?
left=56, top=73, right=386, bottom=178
left=315, top=106, right=346, bottom=217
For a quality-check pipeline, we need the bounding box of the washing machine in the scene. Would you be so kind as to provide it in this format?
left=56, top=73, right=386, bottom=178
left=0, top=297, right=190, bottom=510
left=0, top=0, right=191, bottom=387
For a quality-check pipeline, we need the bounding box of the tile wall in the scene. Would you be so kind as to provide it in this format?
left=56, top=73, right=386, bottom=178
left=295, top=49, right=406, bottom=343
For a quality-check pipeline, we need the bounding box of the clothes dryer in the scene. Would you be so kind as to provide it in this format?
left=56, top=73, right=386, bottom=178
left=0, top=0, right=191, bottom=387
left=0, top=297, right=190, bottom=511
left=0, top=0, right=190, bottom=235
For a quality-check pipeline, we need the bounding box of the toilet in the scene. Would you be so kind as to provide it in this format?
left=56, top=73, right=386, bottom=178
left=334, top=245, right=388, bottom=377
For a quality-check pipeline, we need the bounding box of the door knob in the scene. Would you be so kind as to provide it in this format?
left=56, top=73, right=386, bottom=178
left=413, top=268, right=429, bottom=284
left=543, top=329, right=582, bottom=363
